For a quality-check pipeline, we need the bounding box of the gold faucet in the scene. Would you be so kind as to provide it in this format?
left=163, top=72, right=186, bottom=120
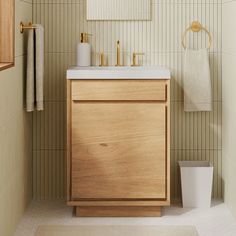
left=99, top=52, right=106, bottom=67
left=131, top=52, right=145, bottom=66
left=115, top=40, right=122, bottom=66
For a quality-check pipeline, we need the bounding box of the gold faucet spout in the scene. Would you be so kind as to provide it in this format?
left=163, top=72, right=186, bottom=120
left=115, top=40, right=121, bottom=66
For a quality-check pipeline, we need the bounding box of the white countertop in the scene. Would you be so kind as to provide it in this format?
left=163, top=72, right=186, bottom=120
left=67, top=66, right=171, bottom=80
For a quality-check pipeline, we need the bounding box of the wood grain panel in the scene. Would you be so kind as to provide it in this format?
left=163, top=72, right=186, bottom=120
left=68, top=200, right=170, bottom=207
left=67, top=80, right=72, bottom=201
left=71, top=80, right=166, bottom=101
left=71, top=103, right=166, bottom=199
left=0, top=0, right=14, bottom=67
left=76, top=206, right=161, bottom=217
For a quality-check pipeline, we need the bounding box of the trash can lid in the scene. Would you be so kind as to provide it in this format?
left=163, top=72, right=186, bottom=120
left=178, top=161, right=213, bottom=168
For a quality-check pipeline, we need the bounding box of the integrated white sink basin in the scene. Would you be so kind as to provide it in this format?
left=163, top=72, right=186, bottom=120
left=67, top=66, right=171, bottom=79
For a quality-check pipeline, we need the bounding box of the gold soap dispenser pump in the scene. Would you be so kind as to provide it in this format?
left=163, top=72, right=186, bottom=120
left=77, top=33, right=92, bottom=67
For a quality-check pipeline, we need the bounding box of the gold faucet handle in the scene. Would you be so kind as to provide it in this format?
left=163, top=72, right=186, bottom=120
left=131, top=52, right=145, bottom=66
left=99, top=52, right=106, bottom=67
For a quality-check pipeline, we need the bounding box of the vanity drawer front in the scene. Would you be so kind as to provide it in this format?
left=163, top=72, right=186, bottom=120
left=71, top=103, right=167, bottom=200
left=71, top=80, right=167, bottom=101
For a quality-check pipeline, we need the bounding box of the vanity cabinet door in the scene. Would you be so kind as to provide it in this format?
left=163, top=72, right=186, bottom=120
left=71, top=102, right=167, bottom=200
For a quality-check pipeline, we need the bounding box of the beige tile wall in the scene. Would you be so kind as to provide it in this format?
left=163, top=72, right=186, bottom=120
left=0, top=0, right=33, bottom=236
left=222, top=0, right=236, bottom=218
left=32, top=0, right=222, bottom=200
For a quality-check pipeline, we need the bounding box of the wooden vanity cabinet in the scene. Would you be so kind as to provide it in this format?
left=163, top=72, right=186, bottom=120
left=67, top=79, right=170, bottom=217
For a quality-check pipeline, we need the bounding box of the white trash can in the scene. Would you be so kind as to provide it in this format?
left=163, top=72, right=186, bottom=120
left=179, top=161, right=213, bottom=208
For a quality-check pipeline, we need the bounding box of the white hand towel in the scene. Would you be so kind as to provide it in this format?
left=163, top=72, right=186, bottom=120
left=26, top=29, right=34, bottom=112
left=26, top=24, right=44, bottom=112
left=184, top=49, right=212, bottom=112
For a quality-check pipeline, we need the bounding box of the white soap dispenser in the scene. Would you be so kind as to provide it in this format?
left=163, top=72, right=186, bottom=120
left=77, top=33, right=92, bottom=67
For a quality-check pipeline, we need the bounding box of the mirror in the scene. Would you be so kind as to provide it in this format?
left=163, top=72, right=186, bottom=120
left=87, top=0, right=151, bottom=21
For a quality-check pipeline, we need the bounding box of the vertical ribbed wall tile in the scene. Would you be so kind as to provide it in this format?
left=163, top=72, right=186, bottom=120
left=33, top=102, right=66, bottom=150
left=33, top=150, right=65, bottom=200
left=32, top=0, right=222, bottom=200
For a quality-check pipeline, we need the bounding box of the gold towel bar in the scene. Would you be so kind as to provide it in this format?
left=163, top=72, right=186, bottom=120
left=20, top=22, right=36, bottom=33
left=182, top=21, right=212, bottom=49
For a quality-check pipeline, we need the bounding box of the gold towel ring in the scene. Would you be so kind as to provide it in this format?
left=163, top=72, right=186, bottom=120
left=182, top=21, right=212, bottom=49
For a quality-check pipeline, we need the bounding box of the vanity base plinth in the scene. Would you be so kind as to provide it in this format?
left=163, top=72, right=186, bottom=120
left=75, top=206, right=162, bottom=217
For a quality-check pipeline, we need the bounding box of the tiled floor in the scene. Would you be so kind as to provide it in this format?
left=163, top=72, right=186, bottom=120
left=14, top=200, right=236, bottom=236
